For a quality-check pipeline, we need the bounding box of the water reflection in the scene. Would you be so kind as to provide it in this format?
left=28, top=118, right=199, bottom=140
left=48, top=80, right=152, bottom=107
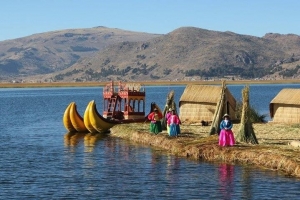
left=64, top=132, right=86, bottom=147
left=241, top=167, right=252, bottom=200
left=166, top=154, right=180, bottom=180
left=84, top=132, right=107, bottom=152
left=218, top=163, right=234, bottom=200
left=64, top=132, right=108, bottom=151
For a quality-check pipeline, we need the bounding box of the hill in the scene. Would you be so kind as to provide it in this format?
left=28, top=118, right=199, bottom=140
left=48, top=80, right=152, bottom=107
left=0, top=26, right=161, bottom=82
left=1, top=26, right=300, bottom=82
left=50, top=27, right=300, bottom=82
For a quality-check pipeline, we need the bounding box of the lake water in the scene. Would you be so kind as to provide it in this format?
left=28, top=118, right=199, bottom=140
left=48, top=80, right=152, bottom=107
left=0, top=84, right=300, bottom=199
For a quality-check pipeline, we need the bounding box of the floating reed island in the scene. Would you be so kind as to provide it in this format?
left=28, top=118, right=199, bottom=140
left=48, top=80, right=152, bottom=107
left=110, top=122, right=300, bottom=178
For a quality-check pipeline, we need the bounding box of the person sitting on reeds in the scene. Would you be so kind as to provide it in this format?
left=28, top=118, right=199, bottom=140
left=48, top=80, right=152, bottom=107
left=167, top=109, right=181, bottom=137
left=219, top=114, right=235, bottom=147
left=148, top=108, right=163, bottom=134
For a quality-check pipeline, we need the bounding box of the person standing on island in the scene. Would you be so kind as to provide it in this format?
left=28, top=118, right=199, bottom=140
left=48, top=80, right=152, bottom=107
left=167, top=109, right=181, bottom=137
left=165, top=108, right=172, bottom=133
left=148, top=108, right=163, bottom=134
left=165, top=108, right=172, bottom=120
left=219, top=114, right=235, bottom=147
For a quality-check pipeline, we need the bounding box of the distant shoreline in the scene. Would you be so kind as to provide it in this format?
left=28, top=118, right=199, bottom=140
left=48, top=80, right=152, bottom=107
left=1, top=79, right=300, bottom=88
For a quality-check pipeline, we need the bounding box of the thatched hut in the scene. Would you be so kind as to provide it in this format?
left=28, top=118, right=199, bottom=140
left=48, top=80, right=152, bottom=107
left=270, top=88, right=300, bottom=123
left=179, top=84, right=236, bottom=123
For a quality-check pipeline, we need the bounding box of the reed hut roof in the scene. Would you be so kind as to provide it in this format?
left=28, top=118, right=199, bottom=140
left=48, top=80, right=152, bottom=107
left=270, top=88, right=300, bottom=117
left=179, top=84, right=236, bottom=107
left=270, top=88, right=300, bottom=105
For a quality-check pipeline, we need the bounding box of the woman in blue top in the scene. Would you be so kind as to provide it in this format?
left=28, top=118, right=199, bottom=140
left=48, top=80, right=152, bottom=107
left=219, top=114, right=235, bottom=147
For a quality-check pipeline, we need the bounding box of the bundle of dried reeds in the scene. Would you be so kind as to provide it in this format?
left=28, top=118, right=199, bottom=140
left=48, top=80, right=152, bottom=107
left=209, top=81, right=226, bottom=135
left=236, top=85, right=258, bottom=144
left=161, top=90, right=177, bottom=130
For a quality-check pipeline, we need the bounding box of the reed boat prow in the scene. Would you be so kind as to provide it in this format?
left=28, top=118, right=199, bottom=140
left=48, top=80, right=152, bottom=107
left=88, top=100, right=119, bottom=133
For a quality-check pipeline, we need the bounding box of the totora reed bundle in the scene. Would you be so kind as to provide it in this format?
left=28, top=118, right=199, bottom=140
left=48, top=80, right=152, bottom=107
left=209, top=80, right=226, bottom=135
left=161, top=90, right=177, bottom=130
left=236, top=85, right=259, bottom=144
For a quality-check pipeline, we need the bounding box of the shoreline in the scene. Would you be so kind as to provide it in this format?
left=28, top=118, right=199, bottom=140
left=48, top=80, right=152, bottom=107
left=1, top=79, right=300, bottom=88
left=110, top=123, right=300, bottom=178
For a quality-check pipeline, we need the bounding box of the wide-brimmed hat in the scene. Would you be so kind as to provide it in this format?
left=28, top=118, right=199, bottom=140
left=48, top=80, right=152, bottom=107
left=223, top=113, right=230, bottom=118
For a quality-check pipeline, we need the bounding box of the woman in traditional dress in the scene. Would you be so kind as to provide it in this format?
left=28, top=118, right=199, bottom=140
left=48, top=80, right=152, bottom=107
left=167, top=109, right=181, bottom=137
left=219, top=114, right=235, bottom=146
left=165, top=108, right=172, bottom=133
left=147, top=108, right=163, bottom=134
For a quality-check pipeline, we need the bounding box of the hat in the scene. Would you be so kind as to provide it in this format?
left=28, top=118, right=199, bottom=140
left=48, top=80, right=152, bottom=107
left=168, top=108, right=172, bottom=111
left=223, top=114, right=229, bottom=118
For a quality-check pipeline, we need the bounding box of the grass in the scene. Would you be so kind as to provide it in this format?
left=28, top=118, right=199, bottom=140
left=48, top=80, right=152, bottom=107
left=235, top=101, right=267, bottom=123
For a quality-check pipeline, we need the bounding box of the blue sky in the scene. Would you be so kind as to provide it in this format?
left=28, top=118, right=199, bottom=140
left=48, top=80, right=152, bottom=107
left=1, top=0, right=299, bottom=41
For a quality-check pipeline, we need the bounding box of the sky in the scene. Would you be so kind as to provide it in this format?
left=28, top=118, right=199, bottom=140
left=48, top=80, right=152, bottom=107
left=1, top=0, right=300, bottom=41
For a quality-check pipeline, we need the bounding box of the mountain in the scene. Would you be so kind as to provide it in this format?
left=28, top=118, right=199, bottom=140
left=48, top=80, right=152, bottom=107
left=0, top=26, right=161, bottom=81
left=1, top=26, right=300, bottom=82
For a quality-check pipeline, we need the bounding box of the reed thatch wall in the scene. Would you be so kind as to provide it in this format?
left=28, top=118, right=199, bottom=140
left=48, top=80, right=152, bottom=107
left=271, top=104, right=300, bottom=123
left=179, top=85, right=236, bottom=123
left=180, top=102, right=215, bottom=122
left=270, top=88, right=300, bottom=123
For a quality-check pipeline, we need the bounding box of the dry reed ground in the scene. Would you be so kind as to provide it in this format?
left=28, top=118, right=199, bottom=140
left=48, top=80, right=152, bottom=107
left=110, top=122, right=300, bottom=178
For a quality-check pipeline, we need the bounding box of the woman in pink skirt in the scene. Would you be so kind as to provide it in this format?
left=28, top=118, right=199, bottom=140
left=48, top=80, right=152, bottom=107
left=167, top=109, right=181, bottom=137
left=219, top=114, right=235, bottom=147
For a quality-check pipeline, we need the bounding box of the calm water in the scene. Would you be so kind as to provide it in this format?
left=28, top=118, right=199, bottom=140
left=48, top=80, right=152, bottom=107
left=0, top=84, right=300, bottom=199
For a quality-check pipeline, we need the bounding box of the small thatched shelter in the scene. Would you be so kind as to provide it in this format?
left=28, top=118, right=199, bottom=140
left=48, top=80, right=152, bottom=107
left=270, top=88, right=300, bottom=123
left=179, top=84, right=236, bottom=123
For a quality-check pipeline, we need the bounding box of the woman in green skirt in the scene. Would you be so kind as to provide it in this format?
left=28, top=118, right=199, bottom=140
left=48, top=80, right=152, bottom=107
left=147, top=108, right=163, bottom=134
